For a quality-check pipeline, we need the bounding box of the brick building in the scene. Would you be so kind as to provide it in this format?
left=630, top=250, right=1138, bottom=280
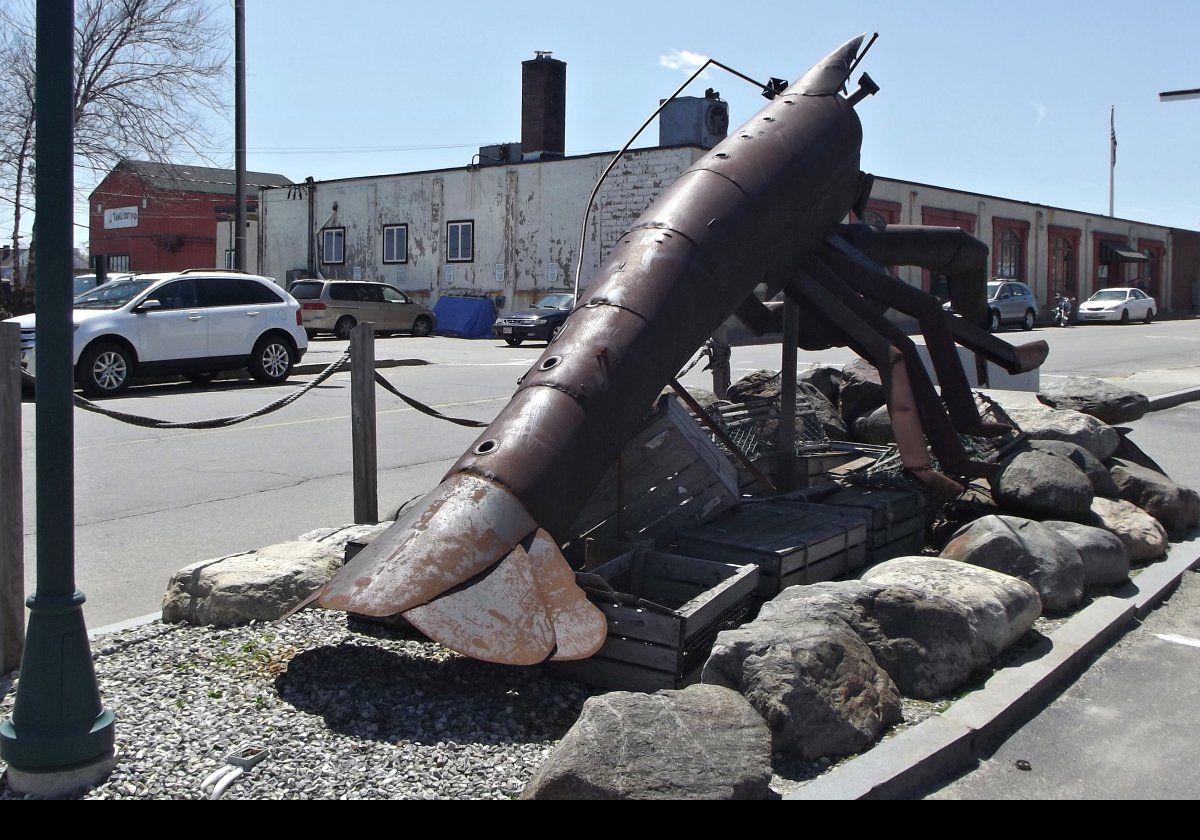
left=89, top=160, right=291, bottom=274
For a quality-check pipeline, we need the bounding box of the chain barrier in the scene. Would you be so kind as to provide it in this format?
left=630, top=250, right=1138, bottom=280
left=21, top=349, right=491, bottom=431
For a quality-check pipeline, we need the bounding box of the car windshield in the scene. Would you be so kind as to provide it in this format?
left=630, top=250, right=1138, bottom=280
left=74, top=279, right=154, bottom=309
left=533, top=294, right=573, bottom=310
left=1089, top=290, right=1128, bottom=302
left=289, top=281, right=323, bottom=300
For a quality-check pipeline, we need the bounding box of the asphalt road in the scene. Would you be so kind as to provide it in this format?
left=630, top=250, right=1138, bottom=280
left=14, top=317, right=1200, bottom=628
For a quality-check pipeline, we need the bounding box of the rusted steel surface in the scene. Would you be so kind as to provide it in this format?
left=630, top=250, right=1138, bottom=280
left=320, top=36, right=1049, bottom=666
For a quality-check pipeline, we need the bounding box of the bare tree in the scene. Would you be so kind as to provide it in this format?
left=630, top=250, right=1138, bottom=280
left=0, top=0, right=229, bottom=288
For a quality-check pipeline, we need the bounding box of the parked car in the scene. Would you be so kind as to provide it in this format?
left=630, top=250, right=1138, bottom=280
left=492, top=293, right=574, bottom=346
left=288, top=280, right=436, bottom=339
left=1076, top=287, right=1156, bottom=323
left=5, top=269, right=307, bottom=396
left=984, top=280, right=1038, bottom=331
left=72, top=272, right=134, bottom=297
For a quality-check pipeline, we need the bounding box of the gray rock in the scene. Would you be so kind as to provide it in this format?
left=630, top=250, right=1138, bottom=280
left=797, top=364, right=844, bottom=405
left=854, top=404, right=895, bottom=445
left=1087, top=498, right=1169, bottom=562
left=999, top=402, right=1120, bottom=460
left=1037, top=376, right=1150, bottom=424
left=728, top=369, right=783, bottom=403
left=838, top=359, right=885, bottom=425
left=162, top=540, right=343, bottom=627
left=298, top=521, right=395, bottom=555
left=704, top=612, right=901, bottom=759
left=1041, top=521, right=1131, bottom=586
left=520, top=685, right=773, bottom=800
left=1026, top=439, right=1120, bottom=498
left=861, top=556, right=1041, bottom=656
left=758, top=581, right=991, bottom=700
left=1109, top=433, right=1168, bottom=477
left=799, top=381, right=848, bottom=440
left=1108, top=460, right=1200, bottom=539
left=990, top=450, right=1094, bottom=520
left=941, top=515, right=1085, bottom=613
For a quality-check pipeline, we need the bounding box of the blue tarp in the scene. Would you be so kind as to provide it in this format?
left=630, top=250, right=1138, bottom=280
left=433, top=296, right=497, bottom=338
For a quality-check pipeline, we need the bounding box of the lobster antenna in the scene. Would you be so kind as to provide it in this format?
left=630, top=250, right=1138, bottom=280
left=846, top=32, right=879, bottom=79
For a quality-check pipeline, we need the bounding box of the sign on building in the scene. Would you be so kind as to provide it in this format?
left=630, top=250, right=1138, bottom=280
left=103, top=206, right=139, bottom=229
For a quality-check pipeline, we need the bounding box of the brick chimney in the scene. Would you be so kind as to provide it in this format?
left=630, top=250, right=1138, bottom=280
left=521, top=51, right=566, bottom=161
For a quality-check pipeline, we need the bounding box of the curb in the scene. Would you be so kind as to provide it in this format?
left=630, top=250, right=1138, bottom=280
left=788, top=531, right=1200, bottom=800
left=1145, top=386, right=1200, bottom=412
left=89, top=611, right=162, bottom=640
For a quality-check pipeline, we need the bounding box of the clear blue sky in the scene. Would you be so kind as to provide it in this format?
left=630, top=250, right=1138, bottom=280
left=62, top=0, right=1200, bottom=244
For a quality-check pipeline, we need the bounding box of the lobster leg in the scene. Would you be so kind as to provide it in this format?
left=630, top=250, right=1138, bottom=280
left=785, top=272, right=965, bottom=494
left=798, top=256, right=991, bottom=480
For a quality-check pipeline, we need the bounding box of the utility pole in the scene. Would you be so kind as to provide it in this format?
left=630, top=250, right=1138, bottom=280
left=234, top=0, right=247, bottom=271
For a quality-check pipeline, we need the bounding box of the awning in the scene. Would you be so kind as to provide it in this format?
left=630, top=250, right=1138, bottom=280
left=1102, top=244, right=1149, bottom=263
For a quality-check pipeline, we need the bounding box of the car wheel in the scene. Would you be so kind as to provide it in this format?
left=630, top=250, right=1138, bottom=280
left=504, top=337, right=523, bottom=347
left=549, top=322, right=565, bottom=343
left=411, top=316, right=432, bottom=337
left=304, top=329, right=319, bottom=340
left=1022, top=309, right=1036, bottom=331
left=186, top=371, right=218, bottom=385
left=334, top=316, right=357, bottom=341
left=989, top=309, right=1001, bottom=333
left=1144, top=309, right=1154, bottom=324
left=78, top=341, right=133, bottom=397
left=1120, top=309, right=1130, bottom=324
left=249, top=334, right=295, bottom=384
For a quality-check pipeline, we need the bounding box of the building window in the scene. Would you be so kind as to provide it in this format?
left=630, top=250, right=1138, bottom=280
left=224, top=249, right=235, bottom=270
left=997, top=230, right=1022, bottom=278
left=383, top=224, right=408, bottom=264
left=1050, top=237, right=1074, bottom=297
left=109, top=255, right=130, bottom=272
left=446, top=220, right=473, bottom=263
left=321, top=227, right=345, bottom=264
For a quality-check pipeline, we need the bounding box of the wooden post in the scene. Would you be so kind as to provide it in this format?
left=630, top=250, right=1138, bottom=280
left=1, top=322, right=24, bottom=673
left=350, top=323, right=378, bottom=524
left=775, top=298, right=800, bottom=492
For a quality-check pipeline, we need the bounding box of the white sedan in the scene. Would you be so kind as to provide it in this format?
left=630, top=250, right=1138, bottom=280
left=1076, top=287, right=1156, bottom=324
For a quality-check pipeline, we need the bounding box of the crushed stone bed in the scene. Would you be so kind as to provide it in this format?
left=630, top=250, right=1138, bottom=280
left=0, top=611, right=597, bottom=800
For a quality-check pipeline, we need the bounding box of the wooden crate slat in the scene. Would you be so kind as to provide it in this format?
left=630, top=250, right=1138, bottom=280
left=594, top=635, right=682, bottom=673
left=588, top=598, right=683, bottom=647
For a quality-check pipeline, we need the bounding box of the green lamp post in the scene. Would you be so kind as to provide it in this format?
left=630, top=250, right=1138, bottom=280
left=0, top=0, right=116, bottom=796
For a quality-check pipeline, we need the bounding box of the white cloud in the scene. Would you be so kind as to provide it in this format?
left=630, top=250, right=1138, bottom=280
left=1026, top=99, right=1047, bottom=125
left=660, top=49, right=709, bottom=74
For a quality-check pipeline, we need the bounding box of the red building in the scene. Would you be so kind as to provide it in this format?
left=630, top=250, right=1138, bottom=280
left=89, top=160, right=291, bottom=273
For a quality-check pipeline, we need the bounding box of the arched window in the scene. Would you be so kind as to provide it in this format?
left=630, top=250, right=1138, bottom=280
left=997, top=229, right=1022, bottom=278
left=1050, top=236, right=1074, bottom=296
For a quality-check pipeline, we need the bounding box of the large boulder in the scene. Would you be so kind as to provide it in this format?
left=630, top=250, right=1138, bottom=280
left=838, top=359, right=885, bottom=426
left=704, top=613, right=901, bottom=759
left=1000, top=402, right=1120, bottom=460
left=797, top=364, right=844, bottom=405
left=162, top=540, right=343, bottom=627
left=853, top=404, right=894, bottom=445
left=1109, top=432, right=1168, bottom=476
left=989, top=449, right=1094, bottom=521
left=1086, top=498, right=1169, bottom=562
left=1108, top=460, right=1200, bottom=539
left=1037, top=376, right=1150, bottom=424
left=799, top=382, right=849, bottom=440
left=940, top=515, right=1085, bottom=613
left=521, top=685, right=772, bottom=800
left=1026, top=439, right=1119, bottom=498
left=1041, top=521, right=1131, bottom=586
left=728, top=369, right=782, bottom=402
left=861, top=557, right=1041, bottom=657
left=298, top=521, right=395, bottom=555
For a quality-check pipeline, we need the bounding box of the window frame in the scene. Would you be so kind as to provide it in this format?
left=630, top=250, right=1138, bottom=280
left=108, top=254, right=131, bottom=272
left=321, top=226, right=346, bottom=265
left=382, top=224, right=408, bottom=265
left=446, top=219, right=474, bottom=263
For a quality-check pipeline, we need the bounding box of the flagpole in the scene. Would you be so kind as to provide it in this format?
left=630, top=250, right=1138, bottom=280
left=1109, top=105, right=1116, bottom=217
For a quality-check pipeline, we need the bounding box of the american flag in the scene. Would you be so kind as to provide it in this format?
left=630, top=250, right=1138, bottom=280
left=1110, top=106, right=1117, bottom=167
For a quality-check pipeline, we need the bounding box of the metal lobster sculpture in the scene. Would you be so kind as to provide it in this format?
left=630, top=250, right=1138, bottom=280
left=320, top=36, right=1049, bottom=665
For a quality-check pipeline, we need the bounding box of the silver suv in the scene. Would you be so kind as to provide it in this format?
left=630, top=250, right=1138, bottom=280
left=986, top=280, right=1039, bottom=331
left=289, top=280, right=436, bottom=340
left=7, top=269, right=308, bottom=396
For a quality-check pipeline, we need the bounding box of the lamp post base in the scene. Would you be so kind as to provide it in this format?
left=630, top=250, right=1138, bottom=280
left=4, top=747, right=116, bottom=798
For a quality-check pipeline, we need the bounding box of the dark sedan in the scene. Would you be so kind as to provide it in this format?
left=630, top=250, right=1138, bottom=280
left=492, top=293, right=574, bottom=346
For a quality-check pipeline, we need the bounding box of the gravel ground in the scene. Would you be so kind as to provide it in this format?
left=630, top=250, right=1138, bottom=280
left=0, top=611, right=597, bottom=800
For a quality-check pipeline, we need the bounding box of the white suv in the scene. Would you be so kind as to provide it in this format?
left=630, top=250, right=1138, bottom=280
left=7, top=270, right=308, bottom=396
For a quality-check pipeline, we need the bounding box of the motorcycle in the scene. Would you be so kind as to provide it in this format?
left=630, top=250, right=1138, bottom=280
left=1052, top=294, right=1075, bottom=327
